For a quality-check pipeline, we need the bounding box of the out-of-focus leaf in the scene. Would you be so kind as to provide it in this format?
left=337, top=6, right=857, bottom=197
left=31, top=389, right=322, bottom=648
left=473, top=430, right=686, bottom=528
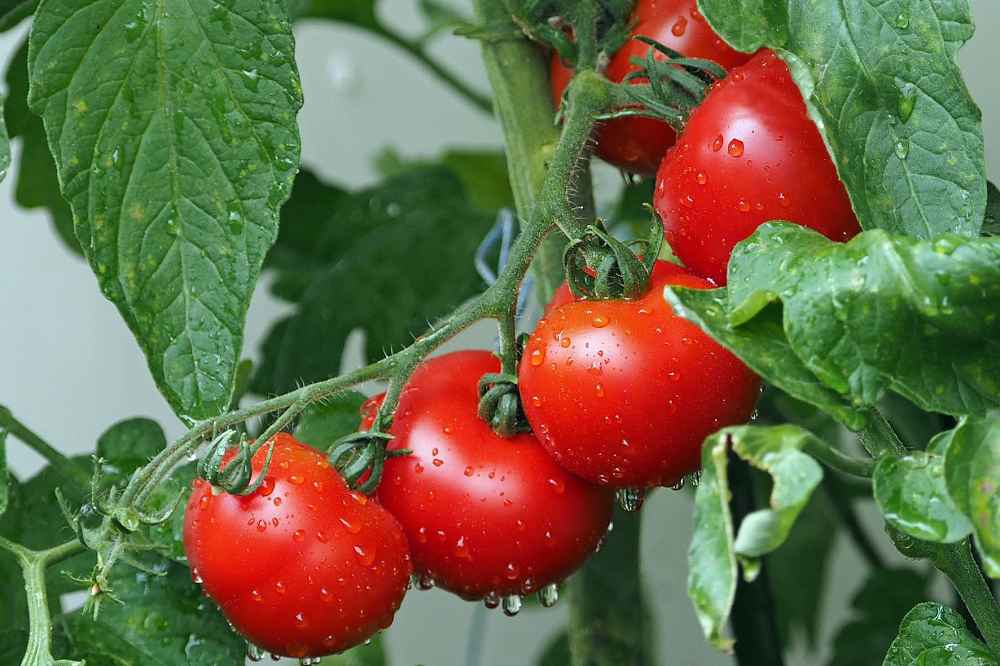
left=827, top=569, right=930, bottom=666
left=294, top=391, right=367, bottom=450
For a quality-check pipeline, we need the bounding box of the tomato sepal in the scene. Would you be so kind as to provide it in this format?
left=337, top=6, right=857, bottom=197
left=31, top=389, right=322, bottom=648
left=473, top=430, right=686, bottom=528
left=196, top=430, right=275, bottom=496
left=476, top=371, right=531, bottom=438
left=562, top=217, right=662, bottom=300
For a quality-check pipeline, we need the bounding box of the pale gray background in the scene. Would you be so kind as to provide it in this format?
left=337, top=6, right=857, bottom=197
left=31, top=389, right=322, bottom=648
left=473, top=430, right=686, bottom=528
left=2, top=2, right=998, bottom=664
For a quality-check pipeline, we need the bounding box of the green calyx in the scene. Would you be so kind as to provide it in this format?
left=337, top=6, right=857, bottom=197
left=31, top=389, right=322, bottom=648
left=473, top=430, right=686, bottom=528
left=478, top=371, right=532, bottom=438
left=504, top=0, right=637, bottom=69
left=328, top=431, right=406, bottom=495
left=563, top=216, right=662, bottom=300
left=196, top=430, right=274, bottom=496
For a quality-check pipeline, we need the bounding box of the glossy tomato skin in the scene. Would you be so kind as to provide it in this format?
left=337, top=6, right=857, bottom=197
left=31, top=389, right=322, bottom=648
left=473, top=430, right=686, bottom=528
left=551, top=0, right=752, bottom=174
left=376, top=351, right=613, bottom=600
left=653, top=49, right=860, bottom=284
left=520, top=261, right=760, bottom=488
left=183, top=434, right=411, bottom=658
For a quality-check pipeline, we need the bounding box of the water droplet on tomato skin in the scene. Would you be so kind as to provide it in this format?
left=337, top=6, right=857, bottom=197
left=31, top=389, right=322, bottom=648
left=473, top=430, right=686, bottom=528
left=432, top=458, right=444, bottom=467
left=737, top=198, right=751, bottom=213
left=591, top=314, right=609, bottom=328
left=671, top=15, right=687, bottom=36
left=246, top=642, right=265, bottom=661
left=594, top=383, right=605, bottom=398
left=538, top=583, right=560, bottom=608
left=191, top=568, right=203, bottom=584
left=339, top=517, right=361, bottom=534
left=417, top=573, right=435, bottom=590
left=256, top=520, right=267, bottom=532
left=727, top=139, right=745, bottom=157
left=293, top=612, right=308, bottom=629
left=463, top=465, right=475, bottom=477
left=274, top=580, right=287, bottom=594
left=455, top=536, right=472, bottom=560
left=547, top=478, right=566, bottom=494
left=711, top=134, right=724, bottom=151
left=696, top=171, right=707, bottom=185
left=292, top=529, right=305, bottom=542
left=529, top=348, right=545, bottom=366
left=617, top=487, right=647, bottom=512
left=483, top=591, right=500, bottom=609
left=502, top=594, right=523, bottom=617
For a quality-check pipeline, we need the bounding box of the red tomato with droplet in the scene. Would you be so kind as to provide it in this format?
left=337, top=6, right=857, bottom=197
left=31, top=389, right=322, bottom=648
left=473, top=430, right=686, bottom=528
left=375, top=351, right=613, bottom=600
left=519, top=261, right=760, bottom=488
left=183, top=434, right=411, bottom=659
left=551, top=0, right=752, bottom=174
left=654, top=49, right=860, bottom=284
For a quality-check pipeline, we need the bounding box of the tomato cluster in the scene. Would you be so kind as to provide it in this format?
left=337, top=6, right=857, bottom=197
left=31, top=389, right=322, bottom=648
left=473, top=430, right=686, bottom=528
left=183, top=0, right=863, bottom=659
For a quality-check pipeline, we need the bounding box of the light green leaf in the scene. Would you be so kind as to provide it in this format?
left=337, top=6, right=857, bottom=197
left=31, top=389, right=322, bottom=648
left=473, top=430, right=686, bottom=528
left=874, top=450, right=973, bottom=543
left=697, top=0, right=985, bottom=238
left=61, top=562, right=245, bottom=665
left=669, top=223, right=1000, bottom=425
left=294, top=391, right=367, bottom=451
left=664, top=288, right=866, bottom=429
left=939, top=417, right=1000, bottom=577
left=828, top=569, right=930, bottom=666
left=882, top=602, right=997, bottom=666
left=374, top=148, right=514, bottom=213
left=688, top=424, right=824, bottom=651
left=28, top=0, right=303, bottom=420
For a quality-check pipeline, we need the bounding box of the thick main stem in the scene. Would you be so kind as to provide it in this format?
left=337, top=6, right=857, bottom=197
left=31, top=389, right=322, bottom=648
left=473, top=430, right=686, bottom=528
left=933, top=540, right=1000, bottom=655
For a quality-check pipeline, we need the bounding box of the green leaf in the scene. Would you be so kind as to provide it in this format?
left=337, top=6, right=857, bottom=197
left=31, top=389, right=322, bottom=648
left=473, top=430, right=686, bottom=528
left=984, top=182, right=1000, bottom=236
left=3, top=38, right=80, bottom=256
left=289, top=0, right=380, bottom=30
left=828, top=569, right=930, bottom=666
left=0, top=430, right=8, bottom=518
left=874, top=450, right=973, bottom=543
left=882, top=602, right=997, bottom=666
left=254, top=166, right=493, bottom=395
left=688, top=424, right=824, bottom=651
left=28, top=0, right=304, bottom=421
left=938, top=417, right=1000, bottom=577
left=60, top=561, right=245, bottom=665
left=0, top=94, right=10, bottom=186
left=318, top=634, right=387, bottom=665
left=538, top=630, right=571, bottom=666
left=294, top=391, right=367, bottom=451
left=0, top=0, right=35, bottom=30
left=670, top=223, right=1000, bottom=425
left=665, top=288, right=866, bottom=429
left=697, top=0, right=985, bottom=238
left=96, top=418, right=167, bottom=480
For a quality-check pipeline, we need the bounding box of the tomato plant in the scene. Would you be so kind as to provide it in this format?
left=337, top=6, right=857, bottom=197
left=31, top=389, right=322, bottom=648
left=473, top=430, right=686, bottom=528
left=375, top=351, right=614, bottom=606
left=1, top=0, right=998, bottom=665
left=520, top=261, right=760, bottom=488
left=550, top=0, right=751, bottom=174
left=653, top=49, right=861, bottom=284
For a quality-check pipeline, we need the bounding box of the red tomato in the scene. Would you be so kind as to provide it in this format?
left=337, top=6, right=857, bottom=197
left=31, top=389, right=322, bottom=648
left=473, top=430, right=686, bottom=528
left=551, top=0, right=752, bottom=174
left=183, top=434, right=411, bottom=658
left=376, top=351, right=613, bottom=601
left=519, top=261, right=760, bottom=488
left=654, top=49, right=860, bottom=284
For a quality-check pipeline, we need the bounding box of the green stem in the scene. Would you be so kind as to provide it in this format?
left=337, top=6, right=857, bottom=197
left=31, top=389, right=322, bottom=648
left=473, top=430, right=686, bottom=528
left=932, top=540, right=1000, bottom=655
left=0, top=537, right=86, bottom=666
left=857, top=409, right=906, bottom=458
left=378, top=27, right=493, bottom=114
left=803, top=438, right=876, bottom=478
left=0, top=406, right=89, bottom=490
left=568, top=508, right=655, bottom=665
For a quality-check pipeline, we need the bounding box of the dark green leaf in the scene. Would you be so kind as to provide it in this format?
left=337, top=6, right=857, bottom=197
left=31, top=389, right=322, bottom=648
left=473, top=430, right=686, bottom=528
left=670, top=223, right=1000, bottom=425
left=874, top=450, right=972, bottom=543
left=254, top=166, right=492, bottom=395
left=289, top=0, right=380, bottom=30
left=882, top=602, right=997, bottom=666
left=538, top=630, right=571, bottom=666
left=28, top=0, right=303, bottom=421
left=374, top=148, right=514, bottom=213
left=0, top=0, right=34, bottom=30
left=688, top=424, right=824, bottom=650
left=984, top=182, right=1000, bottom=236
left=569, top=508, right=655, bottom=665
left=665, top=288, right=866, bottom=428
left=0, top=429, right=8, bottom=517
left=827, top=569, right=930, bottom=666
left=318, top=634, right=387, bottom=665
left=3, top=38, right=80, bottom=255
left=697, top=0, right=985, bottom=238
left=294, top=391, right=367, bottom=451
left=96, top=418, right=167, bottom=481
left=938, top=417, right=1000, bottom=577
left=60, top=561, right=244, bottom=665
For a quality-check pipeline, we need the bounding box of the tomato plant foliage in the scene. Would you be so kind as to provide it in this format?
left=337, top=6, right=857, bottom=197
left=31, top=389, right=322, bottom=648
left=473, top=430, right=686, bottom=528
left=1, top=0, right=999, bottom=665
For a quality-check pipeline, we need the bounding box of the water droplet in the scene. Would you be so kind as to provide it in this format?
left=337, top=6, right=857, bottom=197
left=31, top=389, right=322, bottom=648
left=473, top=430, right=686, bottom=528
left=681, top=194, right=695, bottom=208
left=560, top=336, right=572, bottom=348
left=198, top=495, right=210, bottom=510
left=418, top=573, right=435, bottom=590
left=538, top=583, right=559, bottom=608
left=250, top=588, right=262, bottom=602
left=671, top=15, right=687, bottom=36
left=897, top=81, right=917, bottom=122
left=737, top=198, right=751, bottom=213
left=353, top=544, right=377, bottom=567
left=464, top=466, right=475, bottom=477
left=293, top=529, right=305, bottom=542
left=247, top=642, right=265, bottom=661
left=667, top=370, right=681, bottom=381
left=191, top=568, right=203, bottom=584
left=727, top=139, right=745, bottom=157
left=294, top=612, right=308, bottom=629
left=594, top=383, right=605, bottom=398
left=455, top=536, right=472, bottom=560
left=671, top=477, right=686, bottom=491
left=319, top=586, right=333, bottom=603
left=432, top=458, right=444, bottom=467
left=711, top=135, right=724, bottom=151
left=350, top=491, right=368, bottom=506
left=529, top=348, right=545, bottom=366
left=484, top=591, right=500, bottom=608
left=502, top=594, right=523, bottom=617
left=895, top=11, right=909, bottom=28
left=288, top=474, right=304, bottom=485
left=617, top=487, right=647, bottom=512
left=548, top=478, right=566, bottom=494
left=256, top=519, right=267, bottom=532
left=226, top=201, right=244, bottom=234
left=275, top=581, right=286, bottom=594
left=591, top=314, right=609, bottom=328
left=504, top=562, right=521, bottom=580
left=894, top=138, right=910, bottom=160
